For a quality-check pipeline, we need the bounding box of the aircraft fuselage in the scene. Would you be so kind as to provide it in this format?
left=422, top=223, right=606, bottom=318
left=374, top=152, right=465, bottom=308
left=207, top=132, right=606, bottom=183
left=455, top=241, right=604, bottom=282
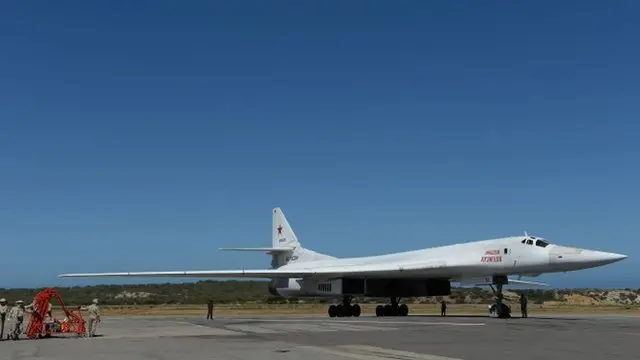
left=270, top=235, right=626, bottom=298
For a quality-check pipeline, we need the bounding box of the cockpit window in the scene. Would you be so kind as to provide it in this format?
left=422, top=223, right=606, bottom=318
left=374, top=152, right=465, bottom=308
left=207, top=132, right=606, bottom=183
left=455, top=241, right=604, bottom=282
left=535, top=239, right=549, bottom=248
left=526, top=239, right=533, bottom=245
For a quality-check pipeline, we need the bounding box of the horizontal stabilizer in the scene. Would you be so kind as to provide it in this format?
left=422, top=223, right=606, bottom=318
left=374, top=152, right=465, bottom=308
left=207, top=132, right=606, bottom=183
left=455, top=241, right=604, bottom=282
left=219, top=247, right=294, bottom=253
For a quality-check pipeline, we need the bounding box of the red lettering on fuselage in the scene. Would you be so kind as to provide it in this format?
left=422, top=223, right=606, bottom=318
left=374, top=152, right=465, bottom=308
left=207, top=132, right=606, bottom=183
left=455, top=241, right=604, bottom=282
left=481, top=255, right=502, bottom=263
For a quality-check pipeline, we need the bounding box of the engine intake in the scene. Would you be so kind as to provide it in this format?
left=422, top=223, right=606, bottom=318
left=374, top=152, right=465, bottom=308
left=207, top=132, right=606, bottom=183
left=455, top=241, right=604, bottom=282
left=268, top=279, right=279, bottom=296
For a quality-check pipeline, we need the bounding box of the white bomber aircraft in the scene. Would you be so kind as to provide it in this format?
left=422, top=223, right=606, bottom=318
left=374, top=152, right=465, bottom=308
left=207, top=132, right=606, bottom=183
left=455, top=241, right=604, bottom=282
left=59, top=207, right=628, bottom=318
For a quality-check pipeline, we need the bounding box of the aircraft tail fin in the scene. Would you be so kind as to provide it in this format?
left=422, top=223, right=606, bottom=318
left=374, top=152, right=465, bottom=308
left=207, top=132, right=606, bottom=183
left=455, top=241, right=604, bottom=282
left=272, top=207, right=300, bottom=249
left=218, top=208, right=300, bottom=254
left=220, top=207, right=329, bottom=268
left=270, top=207, right=336, bottom=265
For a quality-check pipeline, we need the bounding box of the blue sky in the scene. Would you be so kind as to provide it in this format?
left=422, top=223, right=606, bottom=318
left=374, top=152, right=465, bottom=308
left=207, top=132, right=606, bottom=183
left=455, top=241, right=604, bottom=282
left=1, top=1, right=638, bottom=289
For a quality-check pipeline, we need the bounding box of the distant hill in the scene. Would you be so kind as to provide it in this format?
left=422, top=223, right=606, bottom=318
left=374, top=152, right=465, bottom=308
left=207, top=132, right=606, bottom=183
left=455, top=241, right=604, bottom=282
left=1, top=280, right=639, bottom=306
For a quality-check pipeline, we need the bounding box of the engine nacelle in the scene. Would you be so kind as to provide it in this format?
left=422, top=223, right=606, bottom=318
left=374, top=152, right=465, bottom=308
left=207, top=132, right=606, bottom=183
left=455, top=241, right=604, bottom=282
left=317, top=278, right=451, bottom=297
left=297, top=278, right=452, bottom=297
left=362, top=278, right=451, bottom=297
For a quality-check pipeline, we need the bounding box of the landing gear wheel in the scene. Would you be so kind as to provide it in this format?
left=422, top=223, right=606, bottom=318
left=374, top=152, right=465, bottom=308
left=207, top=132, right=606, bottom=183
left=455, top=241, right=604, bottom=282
left=399, top=303, right=409, bottom=316
left=329, top=296, right=359, bottom=318
left=383, top=304, right=393, bottom=316
left=497, top=303, right=511, bottom=318
left=328, top=305, right=337, bottom=318
left=489, top=281, right=511, bottom=319
left=342, top=304, right=352, bottom=317
left=376, top=297, right=408, bottom=317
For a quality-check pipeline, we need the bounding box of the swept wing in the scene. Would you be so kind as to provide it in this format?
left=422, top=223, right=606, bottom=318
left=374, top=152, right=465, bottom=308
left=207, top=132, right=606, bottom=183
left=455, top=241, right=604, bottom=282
left=58, top=258, right=449, bottom=279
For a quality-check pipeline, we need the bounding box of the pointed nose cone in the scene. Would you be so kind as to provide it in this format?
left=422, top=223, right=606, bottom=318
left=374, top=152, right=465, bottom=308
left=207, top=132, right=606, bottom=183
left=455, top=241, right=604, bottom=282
left=549, top=246, right=628, bottom=271
left=582, top=250, right=628, bottom=266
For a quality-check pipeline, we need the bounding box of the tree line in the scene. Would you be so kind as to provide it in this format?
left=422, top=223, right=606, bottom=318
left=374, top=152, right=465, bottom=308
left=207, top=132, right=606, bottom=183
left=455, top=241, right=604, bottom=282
left=0, top=280, right=636, bottom=306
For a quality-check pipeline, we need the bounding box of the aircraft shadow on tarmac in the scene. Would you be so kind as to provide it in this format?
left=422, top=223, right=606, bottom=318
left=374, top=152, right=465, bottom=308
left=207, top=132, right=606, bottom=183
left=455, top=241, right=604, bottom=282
left=223, top=315, right=588, bottom=322
left=26, top=334, right=105, bottom=341
left=409, top=314, right=489, bottom=318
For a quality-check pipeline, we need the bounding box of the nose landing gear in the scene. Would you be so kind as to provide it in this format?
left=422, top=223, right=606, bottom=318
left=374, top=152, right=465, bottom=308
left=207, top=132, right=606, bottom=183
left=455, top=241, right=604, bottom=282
left=489, top=283, right=511, bottom=318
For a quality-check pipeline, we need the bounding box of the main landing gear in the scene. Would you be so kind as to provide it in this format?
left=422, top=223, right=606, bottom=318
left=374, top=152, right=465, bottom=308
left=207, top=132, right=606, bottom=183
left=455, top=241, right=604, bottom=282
left=489, top=283, right=511, bottom=319
left=328, top=296, right=361, bottom=318
left=375, top=297, right=408, bottom=317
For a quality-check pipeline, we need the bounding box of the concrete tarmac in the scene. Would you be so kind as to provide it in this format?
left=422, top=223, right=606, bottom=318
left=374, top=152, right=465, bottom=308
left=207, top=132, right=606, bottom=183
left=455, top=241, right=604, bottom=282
left=2, top=313, right=640, bottom=359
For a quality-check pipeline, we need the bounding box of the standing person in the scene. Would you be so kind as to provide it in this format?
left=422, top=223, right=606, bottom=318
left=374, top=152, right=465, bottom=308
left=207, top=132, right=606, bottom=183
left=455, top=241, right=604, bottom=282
left=206, top=300, right=214, bottom=320
left=80, top=298, right=101, bottom=337
left=23, top=297, right=53, bottom=321
left=440, top=300, right=447, bottom=316
left=0, top=298, right=7, bottom=339
left=8, top=300, right=25, bottom=340
left=520, top=293, right=528, bottom=318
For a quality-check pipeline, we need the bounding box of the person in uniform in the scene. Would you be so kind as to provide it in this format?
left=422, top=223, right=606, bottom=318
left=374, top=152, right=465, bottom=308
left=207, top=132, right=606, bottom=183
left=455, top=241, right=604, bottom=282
left=440, top=300, right=447, bottom=316
left=80, top=298, right=101, bottom=337
left=24, top=298, right=35, bottom=310
left=0, top=298, right=7, bottom=339
left=520, top=293, right=528, bottom=318
left=8, top=300, right=25, bottom=340
left=206, top=300, right=214, bottom=320
left=23, top=298, right=53, bottom=324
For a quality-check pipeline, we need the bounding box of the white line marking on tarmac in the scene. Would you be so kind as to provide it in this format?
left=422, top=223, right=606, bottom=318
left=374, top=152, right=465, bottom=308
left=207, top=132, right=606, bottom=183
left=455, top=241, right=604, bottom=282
left=299, top=344, right=463, bottom=360
left=224, top=322, right=398, bottom=333
left=226, top=324, right=280, bottom=333
left=290, top=323, right=346, bottom=332
left=227, top=318, right=485, bottom=326
left=173, top=321, right=215, bottom=329
left=317, top=323, right=396, bottom=332
left=338, top=345, right=463, bottom=360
